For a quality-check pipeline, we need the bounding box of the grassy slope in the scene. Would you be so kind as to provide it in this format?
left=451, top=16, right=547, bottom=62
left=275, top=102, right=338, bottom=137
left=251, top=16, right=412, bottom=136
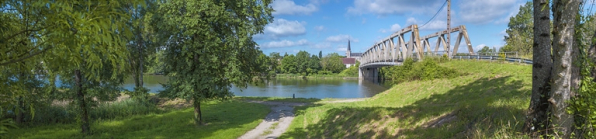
left=7, top=100, right=269, bottom=139
left=281, top=60, right=532, bottom=138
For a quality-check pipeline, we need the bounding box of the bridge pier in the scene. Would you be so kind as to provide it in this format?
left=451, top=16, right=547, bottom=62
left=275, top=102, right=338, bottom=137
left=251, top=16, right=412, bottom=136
left=359, top=67, right=378, bottom=83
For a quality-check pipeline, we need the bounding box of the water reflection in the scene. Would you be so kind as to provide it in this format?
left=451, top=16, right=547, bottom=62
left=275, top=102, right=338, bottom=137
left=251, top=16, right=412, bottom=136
left=121, top=75, right=389, bottom=99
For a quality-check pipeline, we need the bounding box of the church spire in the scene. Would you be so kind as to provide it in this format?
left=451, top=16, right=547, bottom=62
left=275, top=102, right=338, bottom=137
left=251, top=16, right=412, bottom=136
left=347, top=39, right=351, bottom=51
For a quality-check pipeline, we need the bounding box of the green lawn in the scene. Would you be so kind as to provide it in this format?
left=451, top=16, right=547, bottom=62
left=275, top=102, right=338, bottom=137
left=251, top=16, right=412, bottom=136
left=280, top=60, right=532, bottom=138
left=6, top=100, right=269, bottom=139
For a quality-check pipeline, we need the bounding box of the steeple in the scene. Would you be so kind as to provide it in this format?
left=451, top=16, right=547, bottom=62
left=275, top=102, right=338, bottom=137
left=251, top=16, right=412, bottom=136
left=348, top=39, right=351, bottom=51
left=346, top=39, right=351, bottom=58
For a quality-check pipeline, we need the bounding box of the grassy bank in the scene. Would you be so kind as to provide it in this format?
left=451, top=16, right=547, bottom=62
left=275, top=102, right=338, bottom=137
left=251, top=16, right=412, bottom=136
left=280, top=60, right=532, bottom=138
left=6, top=98, right=269, bottom=139
left=275, top=73, right=357, bottom=79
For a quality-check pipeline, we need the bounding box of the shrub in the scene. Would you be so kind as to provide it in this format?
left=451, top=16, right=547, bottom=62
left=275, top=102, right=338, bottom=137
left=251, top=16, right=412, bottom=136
left=380, top=58, right=461, bottom=84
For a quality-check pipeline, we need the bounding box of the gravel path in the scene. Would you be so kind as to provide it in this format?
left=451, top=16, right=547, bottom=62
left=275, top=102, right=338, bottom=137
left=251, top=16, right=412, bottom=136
left=238, top=101, right=308, bottom=139
left=238, top=98, right=365, bottom=139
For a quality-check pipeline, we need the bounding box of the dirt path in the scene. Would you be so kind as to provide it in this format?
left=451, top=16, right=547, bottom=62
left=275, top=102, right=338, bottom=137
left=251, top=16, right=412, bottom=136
left=238, top=98, right=365, bottom=139
left=238, top=101, right=308, bottom=139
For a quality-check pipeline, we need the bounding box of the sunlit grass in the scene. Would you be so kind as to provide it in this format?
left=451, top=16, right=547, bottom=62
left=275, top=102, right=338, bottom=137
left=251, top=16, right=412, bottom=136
left=280, top=60, right=532, bottom=138
left=7, top=100, right=270, bottom=139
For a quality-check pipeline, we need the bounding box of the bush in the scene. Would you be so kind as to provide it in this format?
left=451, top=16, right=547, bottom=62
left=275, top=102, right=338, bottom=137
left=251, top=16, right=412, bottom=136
left=339, top=62, right=359, bottom=77
left=380, top=58, right=461, bottom=84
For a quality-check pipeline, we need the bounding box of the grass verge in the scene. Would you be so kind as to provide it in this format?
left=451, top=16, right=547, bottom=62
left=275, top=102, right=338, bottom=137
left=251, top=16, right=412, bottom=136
left=6, top=99, right=269, bottom=139
left=280, top=60, right=532, bottom=138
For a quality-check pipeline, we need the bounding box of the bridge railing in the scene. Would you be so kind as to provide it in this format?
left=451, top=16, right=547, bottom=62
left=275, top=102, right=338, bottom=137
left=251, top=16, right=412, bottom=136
left=452, top=54, right=533, bottom=64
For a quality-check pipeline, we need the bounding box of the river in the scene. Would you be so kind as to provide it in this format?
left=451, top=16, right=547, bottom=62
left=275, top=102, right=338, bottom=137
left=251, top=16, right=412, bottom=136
left=122, top=75, right=389, bottom=99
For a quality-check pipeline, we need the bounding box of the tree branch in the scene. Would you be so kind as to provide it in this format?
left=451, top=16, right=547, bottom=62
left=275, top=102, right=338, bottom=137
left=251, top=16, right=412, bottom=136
left=0, top=46, right=52, bottom=66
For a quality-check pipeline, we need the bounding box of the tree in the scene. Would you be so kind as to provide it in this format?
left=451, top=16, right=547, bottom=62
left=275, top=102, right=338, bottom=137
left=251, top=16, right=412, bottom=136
left=295, top=51, right=310, bottom=75
left=321, top=53, right=346, bottom=73
left=308, top=55, right=321, bottom=74
left=477, top=46, right=496, bottom=54
left=123, top=0, right=160, bottom=100
left=281, top=54, right=297, bottom=74
left=269, top=52, right=281, bottom=74
left=1, top=0, right=137, bottom=134
left=503, top=1, right=534, bottom=55
left=319, top=51, right=323, bottom=59
left=523, top=0, right=552, bottom=136
left=549, top=0, right=580, bottom=137
left=157, top=0, right=273, bottom=125
left=523, top=0, right=580, bottom=137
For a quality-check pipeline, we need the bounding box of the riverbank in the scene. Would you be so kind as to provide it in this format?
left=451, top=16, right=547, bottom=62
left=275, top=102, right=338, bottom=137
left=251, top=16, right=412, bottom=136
left=279, top=60, right=532, bottom=138
left=5, top=60, right=531, bottom=138
left=275, top=73, right=357, bottom=79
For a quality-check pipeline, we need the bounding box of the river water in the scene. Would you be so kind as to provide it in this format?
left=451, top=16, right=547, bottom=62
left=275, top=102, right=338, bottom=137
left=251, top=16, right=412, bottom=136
left=122, top=75, right=389, bottom=99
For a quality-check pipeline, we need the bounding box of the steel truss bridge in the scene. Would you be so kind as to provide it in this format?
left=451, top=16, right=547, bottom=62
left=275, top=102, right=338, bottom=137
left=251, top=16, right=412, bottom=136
left=359, top=24, right=474, bottom=69
left=358, top=24, right=475, bottom=81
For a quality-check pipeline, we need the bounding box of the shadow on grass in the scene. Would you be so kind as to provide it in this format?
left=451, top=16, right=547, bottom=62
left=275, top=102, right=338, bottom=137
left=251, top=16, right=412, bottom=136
left=281, top=76, right=529, bottom=138
left=9, top=100, right=271, bottom=139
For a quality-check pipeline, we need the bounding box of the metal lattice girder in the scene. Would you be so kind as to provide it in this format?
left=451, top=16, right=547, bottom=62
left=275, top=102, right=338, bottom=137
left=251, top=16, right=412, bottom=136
left=359, top=24, right=472, bottom=68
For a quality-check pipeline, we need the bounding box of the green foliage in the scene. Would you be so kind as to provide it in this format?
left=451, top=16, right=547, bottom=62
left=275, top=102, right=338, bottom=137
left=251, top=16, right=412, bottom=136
left=147, top=50, right=166, bottom=74
left=0, top=118, right=17, bottom=135
left=281, top=54, right=298, bottom=74
left=339, top=61, right=360, bottom=77
left=156, top=0, right=274, bottom=124
left=568, top=11, right=596, bottom=138
left=380, top=58, right=460, bottom=83
left=321, top=53, right=346, bottom=73
left=477, top=46, right=497, bottom=54
left=503, top=1, right=534, bottom=55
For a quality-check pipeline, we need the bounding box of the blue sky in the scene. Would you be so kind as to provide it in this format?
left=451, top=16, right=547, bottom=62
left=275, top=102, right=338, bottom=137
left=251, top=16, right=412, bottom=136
left=255, top=0, right=534, bottom=56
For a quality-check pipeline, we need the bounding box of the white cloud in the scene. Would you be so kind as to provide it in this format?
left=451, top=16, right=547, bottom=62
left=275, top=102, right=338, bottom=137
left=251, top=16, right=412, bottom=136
left=258, top=19, right=306, bottom=39
left=390, top=24, right=402, bottom=32
left=379, top=29, right=387, bottom=33
left=458, top=0, right=519, bottom=24
left=474, top=44, right=487, bottom=51
left=325, top=34, right=359, bottom=43
left=347, top=0, right=444, bottom=15
left=314, top=25, right=326, bottom=32
left=337, top=47, right=348, bottom=52
left=313, top=42, right=332, bottom=48
left=406, top=17, right=418, bottom=25
left=405, top=17, right=446, bottom=30
left=272, top=0, right=318, bottom=15
left=259, top=39, right=309, bottom=48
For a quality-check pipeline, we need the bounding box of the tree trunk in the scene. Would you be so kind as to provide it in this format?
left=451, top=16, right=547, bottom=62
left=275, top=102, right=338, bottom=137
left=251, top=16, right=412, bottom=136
left=16, top=96, right=24, bottom=124
left=550, top=0, right=580, bottom=137
left=193, top=97, right=203, bottom=125
left=524, top=0, right=553, bottom=136
left=75, top=70, right=91, bottom=134
left=138, top=32, right=144, bottom=88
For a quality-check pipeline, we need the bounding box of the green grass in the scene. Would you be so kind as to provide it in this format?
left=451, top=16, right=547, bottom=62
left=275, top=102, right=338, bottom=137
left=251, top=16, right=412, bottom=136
left=280, top=60, right=532, bottom=138
left=234, top=96, right=321, bottom=103
left=6, top=100, right=270, bottom=139
left=275, top=73, right=357, bottom=79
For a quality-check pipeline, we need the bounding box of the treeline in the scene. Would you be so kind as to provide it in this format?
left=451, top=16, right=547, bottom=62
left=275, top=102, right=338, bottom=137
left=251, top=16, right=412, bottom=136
left=1, top=0, right=274, bottom=135
left=500, top=1, right=596, bottom=57
left=263, top=51, right=347, bottom=76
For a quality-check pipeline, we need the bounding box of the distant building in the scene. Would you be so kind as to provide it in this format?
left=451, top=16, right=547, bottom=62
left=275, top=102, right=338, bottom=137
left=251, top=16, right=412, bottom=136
left=345, top=39, right=362, bottom=60
left=343, top=40, right=362, bottom=68
left=342, top=58, right=356, bottom=68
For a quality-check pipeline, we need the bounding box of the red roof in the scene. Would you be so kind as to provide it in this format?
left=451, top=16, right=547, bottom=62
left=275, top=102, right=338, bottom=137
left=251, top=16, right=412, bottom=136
left=341, top=58, right=356, bottom=64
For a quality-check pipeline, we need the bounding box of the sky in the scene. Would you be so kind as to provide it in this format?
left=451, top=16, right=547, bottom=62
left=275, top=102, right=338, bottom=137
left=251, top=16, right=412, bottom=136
left=255, top=0, right=532, bottom=56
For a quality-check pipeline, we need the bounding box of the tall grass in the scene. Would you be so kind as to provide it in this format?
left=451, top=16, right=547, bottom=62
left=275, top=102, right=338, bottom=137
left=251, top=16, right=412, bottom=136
left=17, top=99, right=162, bottom=126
